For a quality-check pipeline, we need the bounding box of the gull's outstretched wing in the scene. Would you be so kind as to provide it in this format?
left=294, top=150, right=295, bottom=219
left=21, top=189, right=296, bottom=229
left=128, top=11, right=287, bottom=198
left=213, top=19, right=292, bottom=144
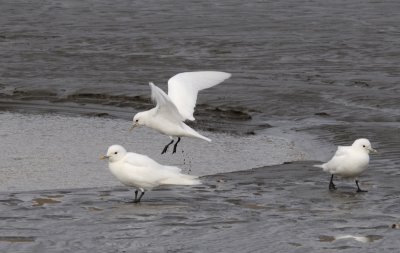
left=168, top=71, right=231, bottom=121
left=149, top=82, right=184, bottom=122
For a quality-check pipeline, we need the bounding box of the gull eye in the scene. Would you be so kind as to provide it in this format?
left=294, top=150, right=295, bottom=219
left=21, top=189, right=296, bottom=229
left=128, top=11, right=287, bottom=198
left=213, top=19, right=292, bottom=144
left=114, top=152, right=118, bottom=154
left=135, top=119, right=139, bottom=123
left=362, top=145, right=366, bottom=147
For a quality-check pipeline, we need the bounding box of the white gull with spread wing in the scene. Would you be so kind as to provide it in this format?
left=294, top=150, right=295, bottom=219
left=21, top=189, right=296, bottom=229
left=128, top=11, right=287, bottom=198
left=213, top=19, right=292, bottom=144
left=131, top=71, right=231, bottom=154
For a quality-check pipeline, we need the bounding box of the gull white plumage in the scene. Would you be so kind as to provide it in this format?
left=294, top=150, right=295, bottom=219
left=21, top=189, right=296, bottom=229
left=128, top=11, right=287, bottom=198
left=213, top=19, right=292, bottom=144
left=101, top=145, right=201, bottom=203
left=314, top=138, right=377, bottom=192
left=131, top=71, right=231, bottom=154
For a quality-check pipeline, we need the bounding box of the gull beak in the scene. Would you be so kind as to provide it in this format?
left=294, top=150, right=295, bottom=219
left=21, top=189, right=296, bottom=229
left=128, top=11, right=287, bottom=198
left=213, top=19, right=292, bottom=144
left=368, top=147, right=378, bottom=153
left=129, top=123, right=138, bottom=132
left=100, top=155, right=109, bottom=160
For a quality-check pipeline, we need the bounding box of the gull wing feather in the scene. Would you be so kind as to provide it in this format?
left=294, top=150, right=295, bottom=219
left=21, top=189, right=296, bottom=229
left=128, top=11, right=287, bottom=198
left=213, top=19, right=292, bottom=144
left=124, top=153, right=183, bottom=175
left=334, top=145, right=351, bottom=157
left=314, top=145, right=351, bottom=171
left=149, top=82, right=184, bottom=122
left=322, top=145, right=352, bottom=173
left=124, top=152, right=163, bottom=169
left=168, top=71, right=231, bottom=121
left=122, top=153, right=199, bottom=186
left=123, top=153, right=182, bottom=182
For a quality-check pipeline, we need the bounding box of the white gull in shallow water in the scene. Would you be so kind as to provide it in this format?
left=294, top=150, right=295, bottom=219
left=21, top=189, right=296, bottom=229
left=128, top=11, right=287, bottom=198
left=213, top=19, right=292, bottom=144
left=101, top=145, right=201, bottom=203
left=314, top=138, right=377, bottom=192
left=130, top=71, right=231, bottom=154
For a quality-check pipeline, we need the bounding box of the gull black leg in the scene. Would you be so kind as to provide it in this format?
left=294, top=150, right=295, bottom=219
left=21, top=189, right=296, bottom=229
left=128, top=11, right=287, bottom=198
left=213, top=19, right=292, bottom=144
left=133, top=190, right=145, bottom=203
left=355, top=180, right=368, bottom=193
left=329, top=174, right=337, bottom=191
left=136, top=191, right=145, bottom=203
left=161, top=139, right=174, bottom=154
left=172, top=137, right=181, bottom=154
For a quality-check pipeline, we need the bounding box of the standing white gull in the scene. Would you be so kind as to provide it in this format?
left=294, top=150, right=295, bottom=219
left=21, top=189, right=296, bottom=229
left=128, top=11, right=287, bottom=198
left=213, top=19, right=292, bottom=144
left=314, top=138, right=377, bottom=192
left=101, top=145, right=201, bottom=203
left=130, top=71, right=231, bottom=154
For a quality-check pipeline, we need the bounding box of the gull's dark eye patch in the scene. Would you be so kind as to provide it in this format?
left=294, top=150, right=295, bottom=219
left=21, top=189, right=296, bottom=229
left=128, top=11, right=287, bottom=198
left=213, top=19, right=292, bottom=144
left=136, top=120, right=139, bottom=122
left=362, top=145, right=366, bottom=147
left=114, top=152, right=118, bottom=154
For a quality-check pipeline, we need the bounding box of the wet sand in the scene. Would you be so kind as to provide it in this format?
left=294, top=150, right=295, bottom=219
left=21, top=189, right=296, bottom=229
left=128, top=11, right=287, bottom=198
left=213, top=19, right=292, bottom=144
left=0, top=161, right=399, bottom=252
left=0, top=112, right=320, bottom=192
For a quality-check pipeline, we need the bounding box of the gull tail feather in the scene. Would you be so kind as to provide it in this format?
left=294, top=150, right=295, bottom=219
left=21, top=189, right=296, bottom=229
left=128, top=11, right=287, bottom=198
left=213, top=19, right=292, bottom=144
left=194, top=133, right=211, bottom=142
left=313, top=164, right=329, bottom=172
left=182, top=124, right=211, bottom=142
left=160, top=174, right=201, bottom=186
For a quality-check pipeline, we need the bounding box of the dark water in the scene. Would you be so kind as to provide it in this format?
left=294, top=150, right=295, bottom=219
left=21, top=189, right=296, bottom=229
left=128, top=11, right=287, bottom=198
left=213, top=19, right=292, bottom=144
left=0, top=162, right=399, bottom=252
left=1, top=0, right=400, bottom=252
left=1, top=0, right=399, bottom=124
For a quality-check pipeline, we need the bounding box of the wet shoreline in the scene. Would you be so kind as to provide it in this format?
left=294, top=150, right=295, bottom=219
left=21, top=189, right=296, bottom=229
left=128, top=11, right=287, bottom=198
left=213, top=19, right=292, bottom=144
left=0, top=161, right=398, bottom=252
left=0, top=96, right=262, bottom=135
left=0, top=111, right=318, bottom=192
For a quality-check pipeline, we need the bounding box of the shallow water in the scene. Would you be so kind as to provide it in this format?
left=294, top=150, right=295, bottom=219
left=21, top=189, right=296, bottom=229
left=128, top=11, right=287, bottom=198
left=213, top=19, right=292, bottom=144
left=0, top=162, right=399, bottom=252
left=0, top=0, right=400, bottom=252
left=0, top=111, right=321, bottom=192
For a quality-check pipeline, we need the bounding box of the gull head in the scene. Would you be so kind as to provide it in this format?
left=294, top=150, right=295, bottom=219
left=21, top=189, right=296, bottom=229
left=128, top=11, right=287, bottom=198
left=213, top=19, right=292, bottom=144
left=100, top=145, right=127, bottom=162
left=352, top=138, right=377, bottom=154
left=130, top=112, right=147, bottom=131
